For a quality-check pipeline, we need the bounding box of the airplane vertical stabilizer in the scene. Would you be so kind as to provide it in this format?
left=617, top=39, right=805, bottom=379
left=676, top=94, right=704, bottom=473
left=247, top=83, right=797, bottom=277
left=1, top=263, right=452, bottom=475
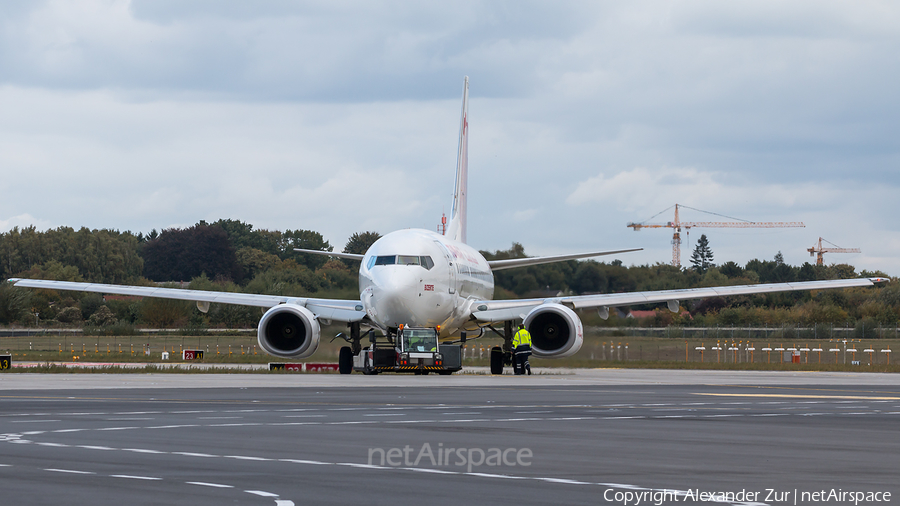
left=446, top=76, right=469, bottom=244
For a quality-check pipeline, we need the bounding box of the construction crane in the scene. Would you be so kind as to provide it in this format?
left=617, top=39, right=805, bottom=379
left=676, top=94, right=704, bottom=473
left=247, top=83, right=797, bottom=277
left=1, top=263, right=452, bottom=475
left=627, top=204, right=805, bottom=267
left=807, top=237, right=860, bottom=266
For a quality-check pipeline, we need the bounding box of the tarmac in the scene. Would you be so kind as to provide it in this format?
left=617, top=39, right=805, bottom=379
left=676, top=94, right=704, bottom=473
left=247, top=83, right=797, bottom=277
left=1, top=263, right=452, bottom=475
left=1, top=368, right=898, bottom=505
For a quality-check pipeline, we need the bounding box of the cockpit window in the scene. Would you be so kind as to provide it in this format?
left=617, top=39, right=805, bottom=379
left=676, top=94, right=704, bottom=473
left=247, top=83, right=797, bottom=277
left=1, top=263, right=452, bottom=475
left=374, top=255, right=396, bottom=266
left=368, top=255, right=434, bottom=270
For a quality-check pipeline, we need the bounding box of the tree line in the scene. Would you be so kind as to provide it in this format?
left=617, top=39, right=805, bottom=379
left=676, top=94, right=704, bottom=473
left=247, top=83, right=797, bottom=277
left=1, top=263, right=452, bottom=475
left=0, top=224, right=895, bottom=330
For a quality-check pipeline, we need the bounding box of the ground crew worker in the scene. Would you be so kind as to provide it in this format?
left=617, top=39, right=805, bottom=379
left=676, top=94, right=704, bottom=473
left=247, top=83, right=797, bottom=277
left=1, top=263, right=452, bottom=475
left=512, top=323, right=532, bottom=375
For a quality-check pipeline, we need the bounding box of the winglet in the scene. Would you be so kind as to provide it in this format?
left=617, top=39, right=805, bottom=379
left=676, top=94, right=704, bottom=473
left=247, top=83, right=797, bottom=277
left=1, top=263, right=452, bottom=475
left=445, top=76, right=469, bottom=244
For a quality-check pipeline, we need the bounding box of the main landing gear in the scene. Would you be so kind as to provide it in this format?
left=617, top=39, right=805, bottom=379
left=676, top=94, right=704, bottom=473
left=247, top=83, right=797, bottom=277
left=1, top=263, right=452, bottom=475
left=489, top=320, right=515, bottom=375
left=338, top=322, right=362, bottom=375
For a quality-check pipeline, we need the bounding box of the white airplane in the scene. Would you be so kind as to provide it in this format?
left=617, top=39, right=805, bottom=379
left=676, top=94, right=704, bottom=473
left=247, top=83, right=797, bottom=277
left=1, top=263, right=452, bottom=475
left=11, top=77, right=887, bottom=374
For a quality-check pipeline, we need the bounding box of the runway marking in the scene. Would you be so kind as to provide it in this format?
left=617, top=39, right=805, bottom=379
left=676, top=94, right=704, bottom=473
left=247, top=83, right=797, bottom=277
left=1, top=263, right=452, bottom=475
left=46, top=468, right=94, bottom=474
left=198, top=416, right=243, bottom=420
left=187, top=481, right=233, bottom=488
left=246, top=490, right=279, bottom=497
left=226, top=455, right=271, bottom=461
left=172, top=452, right=218, bottom=458
left=105, top=418, right=155, bottom=421
left=111, top=474, right=162, bottom=480
left=282, top=414, right=326, bottom=418
left=363, top=413, right=406, bottom=417
left=280, top=458, right=332, bottom=465
left=78, top=445, right=115, bottom=451
left=124, top=448, right=165, bottom=454
left=9, top=419, right=61, bottom=423
left=698, top=393, right=900, bottom=400
left=36, top=442, right=69, bottom=447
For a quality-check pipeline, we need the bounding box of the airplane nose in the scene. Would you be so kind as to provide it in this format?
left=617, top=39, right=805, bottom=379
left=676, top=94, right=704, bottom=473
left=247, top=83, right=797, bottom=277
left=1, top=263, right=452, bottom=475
left=371, top=268, right=419, bottom=325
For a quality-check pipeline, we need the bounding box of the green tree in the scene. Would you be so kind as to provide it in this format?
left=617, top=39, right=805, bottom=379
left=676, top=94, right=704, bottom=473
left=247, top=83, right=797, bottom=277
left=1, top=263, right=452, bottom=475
left=344, top=231, right=381, bottom=255
left=690, top=234, right=714, bottom=274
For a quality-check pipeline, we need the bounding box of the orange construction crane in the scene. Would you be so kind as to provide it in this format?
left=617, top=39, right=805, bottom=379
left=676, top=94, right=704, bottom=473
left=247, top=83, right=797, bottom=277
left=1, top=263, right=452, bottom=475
left=627, top=204, right=805, bottom=267
left=807, top=237, right=860, bottom=266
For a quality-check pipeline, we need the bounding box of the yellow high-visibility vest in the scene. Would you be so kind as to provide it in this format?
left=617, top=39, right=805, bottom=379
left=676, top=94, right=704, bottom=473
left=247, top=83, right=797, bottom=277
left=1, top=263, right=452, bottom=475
left=513, top=328, right=532, bottom=348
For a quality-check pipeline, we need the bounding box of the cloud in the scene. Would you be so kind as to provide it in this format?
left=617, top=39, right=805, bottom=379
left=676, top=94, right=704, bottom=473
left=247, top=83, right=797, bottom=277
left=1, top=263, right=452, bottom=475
left=0, top=214, right=52, bottom=233
left=0, top=1, right=898, bottom=276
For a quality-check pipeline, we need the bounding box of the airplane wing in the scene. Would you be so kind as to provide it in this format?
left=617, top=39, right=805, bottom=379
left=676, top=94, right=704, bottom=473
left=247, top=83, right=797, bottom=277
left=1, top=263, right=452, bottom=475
left=8, top=279, right=366, bottom=322
left=487, top=248, right=643, bottom=271
left=472, top=277, right=888, bottom=321
left=293, top=248, right=365, bottom=261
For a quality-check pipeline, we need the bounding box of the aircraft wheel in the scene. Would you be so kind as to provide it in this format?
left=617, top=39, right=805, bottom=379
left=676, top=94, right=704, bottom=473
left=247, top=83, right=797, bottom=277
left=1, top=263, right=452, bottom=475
left=490, top=347, right=503, bottom=375
left=339, top=347, right=353, bottom=374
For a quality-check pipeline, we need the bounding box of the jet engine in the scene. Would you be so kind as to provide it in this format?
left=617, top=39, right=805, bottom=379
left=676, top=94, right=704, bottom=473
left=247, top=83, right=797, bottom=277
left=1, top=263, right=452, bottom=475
left=257, top=304, right=320, bottom=359
left=524, top=303, right=583, bottom=358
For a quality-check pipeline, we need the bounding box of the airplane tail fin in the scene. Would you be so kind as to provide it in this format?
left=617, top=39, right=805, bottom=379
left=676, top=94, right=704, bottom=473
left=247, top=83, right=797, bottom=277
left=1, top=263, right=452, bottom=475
left=446, top=76, right=469, bottom=244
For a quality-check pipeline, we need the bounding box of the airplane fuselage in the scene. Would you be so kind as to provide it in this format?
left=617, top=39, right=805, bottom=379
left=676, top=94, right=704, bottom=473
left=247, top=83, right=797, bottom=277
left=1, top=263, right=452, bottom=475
left=359, top=229, right=493, bottom=337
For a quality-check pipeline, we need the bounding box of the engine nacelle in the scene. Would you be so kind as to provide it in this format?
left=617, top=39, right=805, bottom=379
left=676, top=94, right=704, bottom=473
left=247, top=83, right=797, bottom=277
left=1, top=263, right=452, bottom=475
left=258, top=304, right=321, bottom=359
left=524, top=303, right=583, bottom=358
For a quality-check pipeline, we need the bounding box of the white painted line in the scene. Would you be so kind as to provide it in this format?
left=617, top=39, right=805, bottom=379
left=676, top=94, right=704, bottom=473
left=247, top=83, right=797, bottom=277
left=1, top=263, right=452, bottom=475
left=123, top=448, right=166, bottom=454
left=402, top=467, right=458, bottom=475
left=246, top=490, right=279, bottom=497
left=21, top=431, right=46, bottom=435
left=98, top=427, right=140, bottom=431
left=9, top=420, right=61, bottom=423
left=54, top=429, right=85, bottom=433
left=146, top=424, right=200, bottom=429
left=536, top=477, right=592, bottom=485
left=186, top=481, right=234, bottom=488
left=363, top=414, right=406, bottom=417
left=227, top=455, right=271, bottom=461
left=198, top=417, right=243, bottom=420
left=46, top=468, right=95, bottom=475
left=105, top=418, right=155, bottom=421
left=115, top=411, right=161, bottom=415
left=282, top=415, right=326, bottom=418
left=78, top=445, right=115, bottom=451
left=279, top=459, right=333, bottom=465
left=0, top=464, right=11, bottom=467
left=337, top=463, right=384, bottom=469
left=111, top=475, right=163, bottom=481
left=171, top=410, right=216, bottom=414
left=442, top=412, right=482, bottom=415
left=750, top=414, right=786, bottom=417
left=275, top=500, right=295, bottom=506
left=172, top=452, right=218, bottom=458
left=36, top=442, right=69, bottom=447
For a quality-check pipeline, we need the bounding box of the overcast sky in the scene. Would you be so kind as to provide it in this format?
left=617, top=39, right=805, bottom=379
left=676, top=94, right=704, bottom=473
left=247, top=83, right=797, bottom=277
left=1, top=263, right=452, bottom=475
left=1, top=1, right=898, bottom=274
